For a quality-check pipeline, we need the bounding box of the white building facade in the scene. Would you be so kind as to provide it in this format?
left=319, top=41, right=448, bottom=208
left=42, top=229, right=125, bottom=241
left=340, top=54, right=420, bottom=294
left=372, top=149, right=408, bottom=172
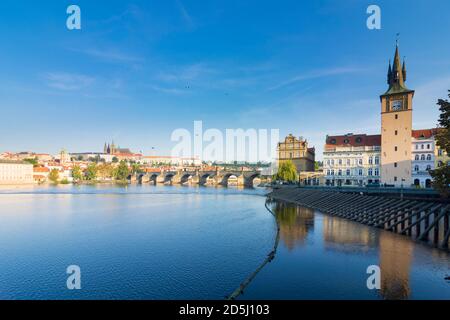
left=0, top=160, right=34, bottom=184
left=411, top=129, right=437, bottom=188
left=323, top=134, right=381, bottom=187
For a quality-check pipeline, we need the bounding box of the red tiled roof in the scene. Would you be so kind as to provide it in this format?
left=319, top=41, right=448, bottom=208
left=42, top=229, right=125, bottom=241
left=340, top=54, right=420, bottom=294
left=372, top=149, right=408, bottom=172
left=33, top=167, right=50, bottom=173
left=325, top=134, right=381, bottom=148
left=412, top=128, right=439, bottom=139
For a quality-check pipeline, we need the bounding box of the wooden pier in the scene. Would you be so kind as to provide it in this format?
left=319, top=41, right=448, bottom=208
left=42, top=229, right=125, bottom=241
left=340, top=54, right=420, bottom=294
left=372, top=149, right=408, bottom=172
left=268, top=187, right=450, bottom=250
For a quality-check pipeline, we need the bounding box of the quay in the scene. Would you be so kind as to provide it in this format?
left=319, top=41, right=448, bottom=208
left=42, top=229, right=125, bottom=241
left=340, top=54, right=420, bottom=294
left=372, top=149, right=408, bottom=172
left=268, top=186, right=450, bottom=250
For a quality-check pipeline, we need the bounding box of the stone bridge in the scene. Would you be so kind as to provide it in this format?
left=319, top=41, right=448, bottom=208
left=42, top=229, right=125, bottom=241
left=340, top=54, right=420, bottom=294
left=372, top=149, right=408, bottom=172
left=133, top=169, right=266, bottom=188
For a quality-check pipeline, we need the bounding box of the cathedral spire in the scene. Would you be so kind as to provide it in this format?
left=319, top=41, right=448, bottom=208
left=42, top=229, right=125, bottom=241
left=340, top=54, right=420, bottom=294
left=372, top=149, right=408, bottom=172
left=387, top=60, right=392, bottom=85
left=402, top=58, right=407, bottom=82
left=383, top=40, right=412, bottom=96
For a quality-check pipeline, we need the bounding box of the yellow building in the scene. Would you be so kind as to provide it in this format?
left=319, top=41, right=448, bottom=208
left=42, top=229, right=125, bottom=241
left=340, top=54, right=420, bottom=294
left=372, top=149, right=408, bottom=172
left=380, top=43, right=414, bottom=187
left=435, top=143, right=450, bottom=168
left=277, top=134, right=315, bottom=173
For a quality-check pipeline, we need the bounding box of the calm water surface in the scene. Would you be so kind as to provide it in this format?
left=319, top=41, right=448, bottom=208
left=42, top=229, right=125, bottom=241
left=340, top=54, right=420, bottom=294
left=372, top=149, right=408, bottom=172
left=0, top=185, right=448, bottom=299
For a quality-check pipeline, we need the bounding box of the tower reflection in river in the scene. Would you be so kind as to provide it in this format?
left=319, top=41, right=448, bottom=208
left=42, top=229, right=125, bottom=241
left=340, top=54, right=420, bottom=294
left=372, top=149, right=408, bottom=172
left=273, top=201, right=414, bottom=300
left=274, top=202, right=314, bottom=250
left=323, top=215, right=413, bottom=299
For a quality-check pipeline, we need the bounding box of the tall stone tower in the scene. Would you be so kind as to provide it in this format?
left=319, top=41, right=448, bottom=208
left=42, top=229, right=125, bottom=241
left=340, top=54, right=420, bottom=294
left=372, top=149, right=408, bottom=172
left=380, top=43, right=414, bottom=187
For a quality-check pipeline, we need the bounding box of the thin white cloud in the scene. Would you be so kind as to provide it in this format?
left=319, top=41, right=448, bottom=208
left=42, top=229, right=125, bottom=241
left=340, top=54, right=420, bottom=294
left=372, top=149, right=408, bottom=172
left=176, top=0, right=195, bottom=29
left=44, top=72, right=95, bottom=91
left=70, top=47, right=143, bottom=63
left=268, top=67, right=368, bottom=91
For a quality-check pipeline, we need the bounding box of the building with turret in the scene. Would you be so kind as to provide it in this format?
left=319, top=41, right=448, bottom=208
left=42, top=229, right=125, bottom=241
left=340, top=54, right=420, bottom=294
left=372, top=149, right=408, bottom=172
left=380, top=42, right=414, bottom=187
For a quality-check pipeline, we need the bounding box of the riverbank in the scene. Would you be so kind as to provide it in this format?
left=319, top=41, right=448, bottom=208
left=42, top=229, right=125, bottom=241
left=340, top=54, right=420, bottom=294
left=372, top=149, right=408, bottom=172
left=268, top=186, right=450, bottom=250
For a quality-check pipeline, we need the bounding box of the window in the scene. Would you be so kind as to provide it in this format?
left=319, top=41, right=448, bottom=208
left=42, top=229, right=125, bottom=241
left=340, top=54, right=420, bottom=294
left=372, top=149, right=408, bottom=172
left=415, top=144, right=418, bottom=150
left=415, top=155, right=419, bottom=161
left=394, top=176, right=398, bottom=182
left=344, top=139, right=349, bottom=144
left=395, top=130, right=398, bottom=135
left=395, top=115, right=398, bottom=119
left=426, top=165, right=431, bottom=171
left=427, top=144, right=430, bottom=149
left=338, top=159, right=342, bottom=165
left=395, top=146, right=398, bottom=151
left=358, top=169, right=363, bottom=176
left=346, top=169, right=351, bottom=176
left=346, top=159, right=351, bottom=166
left=369, top=157, right=373, bottom=165
left=421, top=154, right=425, bottom=161
left=358, top=159, right=363, bottom=165
left=414, top=165, right=419, bottom=172
left=421, top=144, right=424, bottom=150
left=331, top=170, right=335, bottom=176
left=331, top=159, right=334, bottom=165
left=438, top=149, right=443, bottom=156
left=374, top=168, right=379, bottom=176
left=426, top=154, right=432, bottom=161
left=394, top=162, right=398, bottom=168
left=368, top=168, right=373, bottom=176
left=338, top=169, right=342, bottom=176
left=374, top=156, right=380, bottom=165
left=356, top=137, right=362, bottom=143
left=327, top=170, right=331, bottom=175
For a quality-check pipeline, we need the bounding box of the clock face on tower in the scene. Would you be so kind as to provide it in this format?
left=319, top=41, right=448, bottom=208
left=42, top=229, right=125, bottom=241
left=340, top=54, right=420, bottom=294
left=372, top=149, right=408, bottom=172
left=392, top=100, right=402, bottom=111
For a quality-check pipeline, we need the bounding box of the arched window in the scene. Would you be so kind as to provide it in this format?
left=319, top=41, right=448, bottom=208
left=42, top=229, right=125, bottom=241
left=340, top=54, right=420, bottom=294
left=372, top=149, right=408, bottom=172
left=421, top=154, right=425, bottom=161
left=426, top=165, right=431, bottom=171
left=414, top=165, right=419, bottom=172
left=426, top=154, right=432, bottom=161
left=415, top=155, right=419, bottom=161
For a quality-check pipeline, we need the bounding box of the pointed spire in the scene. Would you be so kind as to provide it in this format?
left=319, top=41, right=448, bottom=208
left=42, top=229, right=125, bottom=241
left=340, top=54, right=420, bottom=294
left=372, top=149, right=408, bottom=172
left=387, top=60, right=392, bottom=85
left=402, top=58, right=407, bottom=82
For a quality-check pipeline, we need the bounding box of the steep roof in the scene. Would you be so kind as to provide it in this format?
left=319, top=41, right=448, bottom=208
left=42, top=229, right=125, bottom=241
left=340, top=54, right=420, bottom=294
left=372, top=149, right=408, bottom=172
left=412, top=128, right=439, bottom=139
left=325, top=134, right=381, bottom=148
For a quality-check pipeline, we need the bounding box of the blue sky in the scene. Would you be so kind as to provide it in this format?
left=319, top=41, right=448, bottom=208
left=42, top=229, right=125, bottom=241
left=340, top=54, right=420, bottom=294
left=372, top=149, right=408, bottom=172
left=0, top=0, right=449, bottom=160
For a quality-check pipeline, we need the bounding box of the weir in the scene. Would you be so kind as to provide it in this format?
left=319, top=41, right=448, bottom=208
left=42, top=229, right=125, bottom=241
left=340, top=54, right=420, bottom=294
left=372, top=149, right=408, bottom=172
left=268, top=187, right=450, bottom=250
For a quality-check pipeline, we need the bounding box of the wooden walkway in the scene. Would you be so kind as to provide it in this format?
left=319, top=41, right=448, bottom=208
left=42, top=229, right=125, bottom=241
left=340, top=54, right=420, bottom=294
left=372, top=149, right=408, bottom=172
left=268, top=187, right=450, bottom=250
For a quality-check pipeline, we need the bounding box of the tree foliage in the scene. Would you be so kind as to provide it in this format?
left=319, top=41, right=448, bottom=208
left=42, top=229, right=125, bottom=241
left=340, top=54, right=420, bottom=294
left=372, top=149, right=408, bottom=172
left=273, top=160, right=298, bottom=183
left=72, top=165, right=83, bottom=181
left=114, top=161, right=130, bottom=181
left=85, top=163, right=98, bottom=181
left=430, top=90, right=450, bottom=198
left=48, top=169, right=59, bottom=183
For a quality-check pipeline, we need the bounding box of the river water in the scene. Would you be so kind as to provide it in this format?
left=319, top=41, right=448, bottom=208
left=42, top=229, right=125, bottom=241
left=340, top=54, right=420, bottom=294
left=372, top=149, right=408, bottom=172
left=0, top=185, right=448, bottom=299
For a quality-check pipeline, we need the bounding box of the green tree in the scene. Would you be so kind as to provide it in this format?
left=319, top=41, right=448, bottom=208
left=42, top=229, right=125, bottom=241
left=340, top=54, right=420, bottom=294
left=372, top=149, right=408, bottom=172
left=48, top=169, right=60, bottom=184
left=273, top=160, right=298, bottom=183
left=72, top=165, right=83, bottom=182
left=85, top=163, right=98, bottom=181
left=24, top=157, right=38, bottom=166
left=114, top=161, right=130, bottom=181
left=131, top=163, right=143, bottom=175
left=430, top=90, right=450, bottom=198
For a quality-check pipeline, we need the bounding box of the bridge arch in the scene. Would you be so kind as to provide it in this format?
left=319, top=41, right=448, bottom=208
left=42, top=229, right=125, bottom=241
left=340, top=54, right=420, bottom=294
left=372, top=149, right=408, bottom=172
left=149, top=173, right=159, bottom=185
left=220, top=173, right=239, bottom=186
left=163, top=173, right=175, bottom=185
left=199, top=173, right=215, bottom=185
left=244, top=173, right=261, bottom=188
left=180, top=173, right=193, bottom=185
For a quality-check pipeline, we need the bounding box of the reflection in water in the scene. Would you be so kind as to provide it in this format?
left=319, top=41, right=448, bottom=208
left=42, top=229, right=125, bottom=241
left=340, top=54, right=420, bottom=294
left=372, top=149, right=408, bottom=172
left=322, top=216, right=378, bottom=252
left=379, top=235, right=413, bottom=300
left=273, top=202, right=314, bottom=250
left=271, top=200, right=437, bottom=300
